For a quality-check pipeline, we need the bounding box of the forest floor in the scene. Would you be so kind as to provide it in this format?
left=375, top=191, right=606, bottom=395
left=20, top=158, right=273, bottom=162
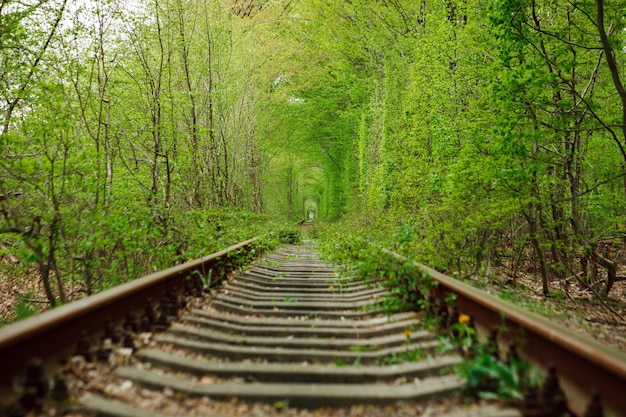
left=485, top=263, right=626, bottom=352
left=0, top=262, right=47, bottom=326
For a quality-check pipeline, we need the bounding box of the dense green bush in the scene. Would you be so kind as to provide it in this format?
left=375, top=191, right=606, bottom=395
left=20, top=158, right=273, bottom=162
left=317, top=223, right=438, bottom=313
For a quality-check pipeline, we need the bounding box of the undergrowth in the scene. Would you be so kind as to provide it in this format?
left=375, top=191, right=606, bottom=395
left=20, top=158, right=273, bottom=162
left=316, top=222, right=541, bottom=404
left=0, top=208, right=290, bottom=326
left=317, top=228, right=438, bottom=314
left=275, top=227, right=302, bottom=245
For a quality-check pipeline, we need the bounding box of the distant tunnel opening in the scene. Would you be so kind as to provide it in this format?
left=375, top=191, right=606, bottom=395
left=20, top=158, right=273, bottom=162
left=302, top=195, right=319, bottom=221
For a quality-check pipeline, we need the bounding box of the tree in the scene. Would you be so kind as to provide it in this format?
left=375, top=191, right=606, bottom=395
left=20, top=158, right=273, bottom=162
left=1, top=0, right=70, bottom=306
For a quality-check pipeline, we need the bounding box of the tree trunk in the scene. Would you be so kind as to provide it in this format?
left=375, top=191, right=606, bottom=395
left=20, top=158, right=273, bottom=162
left=524, top=208, right=550, bottom=295
left=596, top=0, right=626, bottom=157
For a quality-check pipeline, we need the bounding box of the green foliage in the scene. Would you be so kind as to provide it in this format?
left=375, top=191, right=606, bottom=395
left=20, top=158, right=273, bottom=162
left=435, top=322, right=533, bottom=404
left=317, top=225, right=438, bottom=313
left=15, top=294, right=39, bottom=321
left=377, top=347, right=425, bottom=365
left=459, top=349, right=535, bottom=402
left=332, top=359, right=346, bottom=367
left=440, top=315, right=540, bottom=403
left=193, top=269, right=214, bottom=290
left=69, top=203, right=278, bottom=292
left=4, top=0, right=626, bottom=324
left=302, top=0, right=626, bottom=298
left=449, top=322, right=478, bottom=355
left=0, top=0, right=292, bottom=323
left=276, top=228, right=302, bottom=245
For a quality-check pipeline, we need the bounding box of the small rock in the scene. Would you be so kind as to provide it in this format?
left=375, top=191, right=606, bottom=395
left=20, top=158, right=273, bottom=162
left=199, top=376, right=216, bottom=384
left=120, top=379, right=133, bottom=391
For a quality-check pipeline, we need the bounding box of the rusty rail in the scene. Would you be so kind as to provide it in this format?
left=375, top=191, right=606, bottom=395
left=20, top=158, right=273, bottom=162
left=385, top=249, right=626, bottom=417
left=0, top=237, right=259, bottom=397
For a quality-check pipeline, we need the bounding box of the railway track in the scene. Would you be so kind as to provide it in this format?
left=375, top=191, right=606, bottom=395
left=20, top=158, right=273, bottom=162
left=76, top=244, right=474, bottom=416
left=0, top=237, right=625, bottom=416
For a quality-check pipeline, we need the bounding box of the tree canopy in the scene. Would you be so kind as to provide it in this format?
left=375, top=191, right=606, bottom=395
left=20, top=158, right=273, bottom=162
left=2, top=0, right=626, bottom=321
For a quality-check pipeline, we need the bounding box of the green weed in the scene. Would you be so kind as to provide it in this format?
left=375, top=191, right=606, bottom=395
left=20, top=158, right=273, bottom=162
left=277, top=228, right=301, bottom=244
left=317, top=231, right=438, bottom=315
left=333, top=359, right=346, bottom=367
left=15, top=294, right=38, bottom=321
left=459, top=349, right=538, bottom=401
left=349, top=345, right=375, bottom=352
left=377, top=347, right=424, bottom=365
left=191, top=269, right=213, bottom=289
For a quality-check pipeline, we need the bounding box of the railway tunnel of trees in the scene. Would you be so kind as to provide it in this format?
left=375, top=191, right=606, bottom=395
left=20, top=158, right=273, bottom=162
left=2, top=0, right=626, bottom=321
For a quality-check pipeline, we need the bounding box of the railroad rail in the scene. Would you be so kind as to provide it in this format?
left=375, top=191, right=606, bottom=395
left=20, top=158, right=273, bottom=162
left=383, top=249, right=626, bottom=417
left=0, top=237, right=625, bottom=417
left=0, top=237, right=260, bottom=410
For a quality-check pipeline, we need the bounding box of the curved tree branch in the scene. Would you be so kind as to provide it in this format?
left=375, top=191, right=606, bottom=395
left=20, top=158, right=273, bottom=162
left=596, top=0, right=626, bottom=151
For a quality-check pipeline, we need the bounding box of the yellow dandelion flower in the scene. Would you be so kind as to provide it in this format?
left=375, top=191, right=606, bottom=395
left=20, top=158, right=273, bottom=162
left=187, top=258, right=194, bottom=262
left=403, top=329, right=412, bottom=338
left=459, top=314, right=471, bottom=324
left=328, top=285, right=334, bottom=291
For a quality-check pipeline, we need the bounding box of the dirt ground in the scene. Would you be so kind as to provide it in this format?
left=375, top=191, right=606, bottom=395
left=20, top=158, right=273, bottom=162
left=484, top=265, right=626, bottom=353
